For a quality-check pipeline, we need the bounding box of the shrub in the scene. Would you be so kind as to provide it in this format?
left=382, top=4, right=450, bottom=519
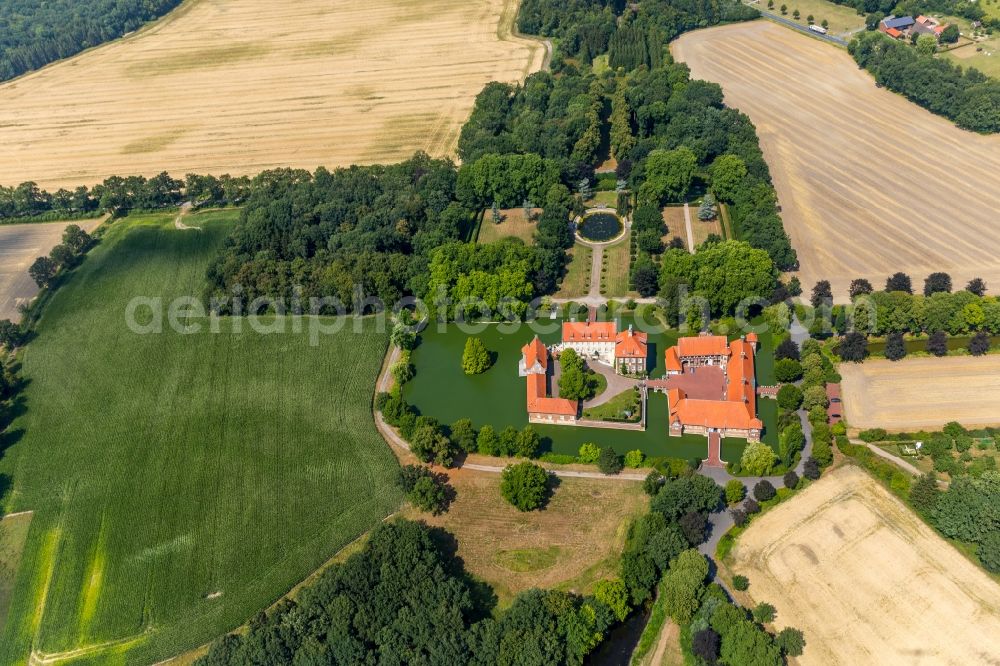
left=969, top=331, right=991, bottom=356
left=803, top=457, right=820, bottom=480
left=578, top=442, right=601, bottom=463
left=725, top=479, right=746, bottom=505
left=884, top=332, right=906, bottom=361
left=744, top=498, right=760, bottom=514
left=776, top=627, right=805, bottom=656
left=692, top=628, right=721, bottom=664
left=643, top=470, right=664, bottom=496
left=858, top=428, right=887, bottom=442
left=593, top=579, right=631, bottom=622
left=752, top=602, right=776, bottom=623
left=730, top=508, right=747, bottom=527
left=753, top=480, right=776, bottom=502
left=500, top=462, right=550, bottom=511
left=783, top=470, right=799, bottom=489
left=775, top=337, right=799, bottom=361
left=461, top=337, right=492, bottom=374
left=838, top=331, right=868, bottom=362
left=774, top=358, right=803, bottom=383
left=598, top=447, right=624, bottom=475
left=624, top=449, right=645, bottom=468
left=538, top=453, right=576, bottom=465
left=732, top=574, right=749, bottom=591
left=776, top=384, right=803, bottom=411
left=741, top=441, right=777, bottom=476
left=802, top=385, right=828, bottom=411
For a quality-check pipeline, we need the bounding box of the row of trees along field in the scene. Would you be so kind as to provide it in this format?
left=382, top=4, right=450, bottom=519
left=0, top=172, right=253, bottom=223
left=804, top=272, right=1000, bottom=339
left=849, top=31, right=1000, bottom=134
left=0, top=0, right=183, bottom=82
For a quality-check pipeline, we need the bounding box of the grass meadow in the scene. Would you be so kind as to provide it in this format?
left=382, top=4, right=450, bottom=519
left=0, top=211, right=400, bottom=664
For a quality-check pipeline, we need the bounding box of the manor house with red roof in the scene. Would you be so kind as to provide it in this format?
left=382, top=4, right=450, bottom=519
left=561, top=321, right=648, bottom=375
left=661, top=333, right=762, bottom=442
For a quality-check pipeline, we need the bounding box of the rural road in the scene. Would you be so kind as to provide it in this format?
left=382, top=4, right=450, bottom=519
left=854, top=438, right=923, bottom=476
left=759, top=12, right=848, bottom=45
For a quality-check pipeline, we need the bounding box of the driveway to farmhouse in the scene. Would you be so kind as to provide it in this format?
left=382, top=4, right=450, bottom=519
left=583, top=361, right=640, bottom=408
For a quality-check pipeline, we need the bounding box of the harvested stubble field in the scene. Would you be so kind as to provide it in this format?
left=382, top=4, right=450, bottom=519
left=0, top=212, right=400, bottom=664
left=401, top=467, right=647, bottom=607
left=839, top=355, right=1000, bottom=431
left=672, top=22, right=1000, bottom=300
left=0, top=218, right=104, bottom=321
left=730, top=465, right=1000, bottom=666
left=0, top=0, right=545, bottom=190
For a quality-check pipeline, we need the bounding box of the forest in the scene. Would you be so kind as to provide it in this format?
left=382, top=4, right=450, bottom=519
left=0, top=0, right=183, bottom=82
left=849, top=31, right=1000, bottom=134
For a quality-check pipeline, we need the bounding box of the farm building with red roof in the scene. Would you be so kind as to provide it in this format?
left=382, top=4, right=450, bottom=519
left=520, top=336, right=578, bottom=424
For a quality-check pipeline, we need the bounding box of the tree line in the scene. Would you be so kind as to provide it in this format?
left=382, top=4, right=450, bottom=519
left=850, top=31, right=1000, bottom=134
left=0, top=0, right=183, bottom=82
left=0, top=172, right=253, bottom=223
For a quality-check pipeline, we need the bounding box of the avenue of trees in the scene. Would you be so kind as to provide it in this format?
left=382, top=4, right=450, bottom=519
left=849, top=31, right=1000, bottom=134
left=0, top=0, right=183, bottom=82
left=821, top=274, right=1000, bottom=344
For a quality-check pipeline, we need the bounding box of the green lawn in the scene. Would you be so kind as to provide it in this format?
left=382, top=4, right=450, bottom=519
left=762, top=0, right=865, bottom=35
left=0, top=211, right=400, bottom=664
left=403, top=319, right=775, bottom=461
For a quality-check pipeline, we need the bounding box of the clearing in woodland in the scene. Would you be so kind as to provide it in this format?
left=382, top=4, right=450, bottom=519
left=0, top=211, right=399, bottom=664
left=0, top=218, right=104, bottom=321
left=0, top=0, right=545, bottom=190
left=672, top=21, right=1000, bottom=300
left=839, top=356, right=1000, bottom=431
left=729, top=465, right=1000, bottom=666
left=400, top=468, right=647, bottom=607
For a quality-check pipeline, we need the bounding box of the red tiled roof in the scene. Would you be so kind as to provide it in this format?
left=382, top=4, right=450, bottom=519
left=521, top=336, right=548, bottom=372
left=677, top=335, right=729, bottom=358
left=526, top=373, right=577, bottom=415
left=523, top=337, right=577, bottom=416
left=665, top=346, right=682, bottom=373
left=615, top=327, right=648, bottom=358
left=886, top=27, right=902, bottom=38
left=562, top=321, right=616, bottom=342
left=667, top=336, right=760, bottom=432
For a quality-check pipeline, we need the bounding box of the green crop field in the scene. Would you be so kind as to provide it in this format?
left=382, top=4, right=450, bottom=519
left=0, top=211, right=400, bottom=664
left=403, top=318, right=778, bottom=461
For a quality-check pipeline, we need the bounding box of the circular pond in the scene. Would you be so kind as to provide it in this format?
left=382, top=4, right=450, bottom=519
left=577, top=211, right=623, bottom=242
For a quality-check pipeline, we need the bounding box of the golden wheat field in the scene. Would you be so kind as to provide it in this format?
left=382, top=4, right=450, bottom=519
left=0, top=218, right=104, bottom=321
left=731, top=465, right=1000, bottom=666
left=672, top=22, right=1000, bottom=300
left=839, top=355, right=1000, bottom=431
left=0, top=0, right=545, bottom=190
